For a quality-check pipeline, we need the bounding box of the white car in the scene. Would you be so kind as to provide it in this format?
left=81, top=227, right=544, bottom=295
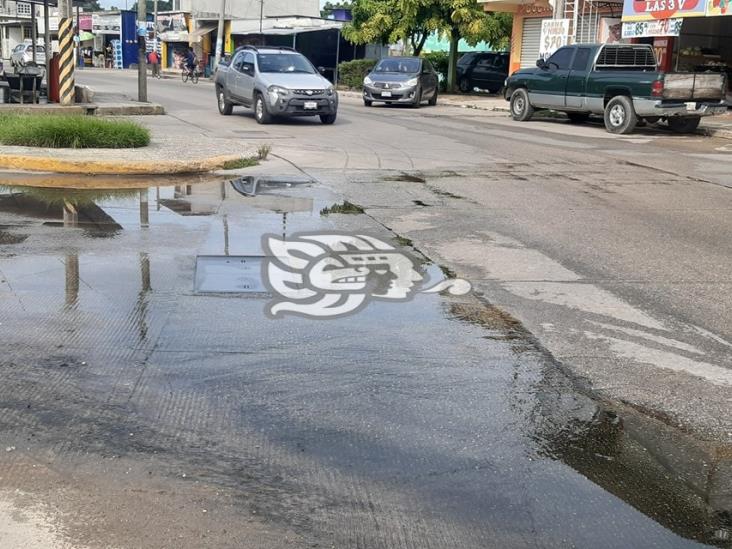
left=10, top=43, right=46, bottom=68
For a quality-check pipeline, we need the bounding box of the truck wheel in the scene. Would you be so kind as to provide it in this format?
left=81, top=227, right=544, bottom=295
left=603, top=95, right=637, bottom=134
left=428, top=89, right=438, bottom=106
left=459, top=78, right=471, bottom=93
left=668, top=116, right=701, bottom=134
left=644, top=116, right=661, bottom=125
left=254, top=93, right=272, bottom=125
left=364, top=99, right=373, bottom=107
left=567, top=112, right=590, bottom=124
left=217, top=88, right=233, bottom=115
left=510, top=89, right=534, bottom=122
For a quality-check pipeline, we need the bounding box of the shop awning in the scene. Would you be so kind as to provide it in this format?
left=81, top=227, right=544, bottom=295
left=79, top=31, right=95, bottom=42
left=189, top=24, right=216, bottom=41
left=230, top=17, right=344, bottom=36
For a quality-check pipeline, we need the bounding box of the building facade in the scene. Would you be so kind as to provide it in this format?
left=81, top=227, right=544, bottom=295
left=0, top=0, right=38, bottom=60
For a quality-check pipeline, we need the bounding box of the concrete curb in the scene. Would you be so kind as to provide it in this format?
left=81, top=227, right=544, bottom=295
left=0, top=153, right=243, bottom=175
left=0, top=102, right=165, bottom=116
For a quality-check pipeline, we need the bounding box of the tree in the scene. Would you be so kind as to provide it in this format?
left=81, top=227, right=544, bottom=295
left=321, top=1, right=353, bottom=18
left=436, top=0, right=512, bottom=92
left=343, top=0, right=438, bottom=56
left=344, top=0, right=512, bottom=85
left=129, top=0, right=173, bottom=13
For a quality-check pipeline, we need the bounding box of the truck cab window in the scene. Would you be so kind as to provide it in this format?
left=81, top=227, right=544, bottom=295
left=546, top=48, right=573, bottom=70
left=572, top=48, right=591, bottom=71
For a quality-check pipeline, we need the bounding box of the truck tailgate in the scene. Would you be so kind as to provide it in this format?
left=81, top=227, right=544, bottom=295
left=663, top=73, right=726, bottom=100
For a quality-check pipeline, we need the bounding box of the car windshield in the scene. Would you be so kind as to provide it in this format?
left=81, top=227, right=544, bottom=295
left=458, top=53, right=477, bottom=66
left=256, top=53, right=315, bottom=74
left=373, top=58, right=420, bottom=74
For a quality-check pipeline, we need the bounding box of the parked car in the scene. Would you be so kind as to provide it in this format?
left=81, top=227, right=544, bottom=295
left=457, top=51, right=509, bottom=94
left=504, top=43, right=728, bottom=134
left=214, top=45, right=338, bottom=125
left=10, top=42, right=46, bottom=69
left=362, top=57, right=439, bottom=108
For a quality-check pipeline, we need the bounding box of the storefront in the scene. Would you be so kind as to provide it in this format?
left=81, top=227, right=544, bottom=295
left=621, top=0, right=732, bottom=99
left=91, top=11, right=138, bottom=69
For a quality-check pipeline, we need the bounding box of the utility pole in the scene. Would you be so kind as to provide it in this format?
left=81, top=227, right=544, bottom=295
left=57, top=0, right=75, bottom=104
left=259, top=0, right=263, bottom=37
left=153, top=0, right=158, bottom=56
left=137, top=0, right=147, bottom=102
left=43, top=0, right=50, bottom=73
left=213, top=0, right=225, bottom=68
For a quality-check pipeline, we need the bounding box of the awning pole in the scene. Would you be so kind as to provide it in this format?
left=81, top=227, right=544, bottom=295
left=334, top=28, right=340, bottom=86
left=31, top=4, right=37, bottom=63
left=43, top=0, right=50, bottom=72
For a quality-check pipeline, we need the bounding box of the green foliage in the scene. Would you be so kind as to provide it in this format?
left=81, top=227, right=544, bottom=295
left=345, top=0, right=513, bottom=84
left=338, top=58, right=377, bottom=89
left=222, top=157, right=259, bottom=170
left=344, top=0, right=434, bottom=55
left=422, top=50, right=449, bottom=83
left=321, top=1, right=353, bottom=18
left=0, top=114, right=150, bottom=149
left=320, top=201, right=365, bottom=216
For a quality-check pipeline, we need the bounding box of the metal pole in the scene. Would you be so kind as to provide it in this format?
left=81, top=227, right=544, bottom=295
left=214, top=0, right=225, bottom=67
left=292, top=32, right=296, bottom=49
left=31, top=4, right=37, bottom=63
left=153, top=0, right=158, bottom=57
left=137, top=0, right=147, bottom=101
left=259, top=0, right=263, bottom=36
left=76, top=4, right=80, bottom=68
left=334, top=28, right=340, bottom=87
left=57, top=0, right=75, bottom=104
left=43, top=0, right=50, bottom=72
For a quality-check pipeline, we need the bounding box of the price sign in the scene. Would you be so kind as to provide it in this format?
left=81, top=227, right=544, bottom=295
left=540, top=19, right=571, bottom=59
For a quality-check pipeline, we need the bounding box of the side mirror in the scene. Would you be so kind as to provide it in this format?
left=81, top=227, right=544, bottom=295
left=536, top=58, right=546, bottom=69
left=318, top=66, right=326, bottom=74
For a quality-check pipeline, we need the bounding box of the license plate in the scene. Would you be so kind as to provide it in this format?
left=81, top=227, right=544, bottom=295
left=685, top=101, right=697, bottom=111
left=381, top=91, right=392, bottom=98
left=304, top=101, right=318, bottom=110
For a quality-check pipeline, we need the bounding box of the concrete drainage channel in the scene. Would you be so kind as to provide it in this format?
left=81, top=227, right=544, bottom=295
left=0, top=174, right=729, bottom=548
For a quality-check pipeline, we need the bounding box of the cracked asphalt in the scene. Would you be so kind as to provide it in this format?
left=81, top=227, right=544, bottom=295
left=0, top=70, right=728, bottom=548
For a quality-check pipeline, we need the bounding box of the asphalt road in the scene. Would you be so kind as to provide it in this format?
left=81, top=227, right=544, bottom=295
left=0, top=69, right=728, bottom=548
left=79, top=69, right=732, bottom=441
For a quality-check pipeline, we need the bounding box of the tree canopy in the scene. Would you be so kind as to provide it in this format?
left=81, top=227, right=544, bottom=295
left=344, top=0, right=512, bottom=89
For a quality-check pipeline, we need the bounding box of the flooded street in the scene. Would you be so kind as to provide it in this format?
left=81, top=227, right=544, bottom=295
left=0, top=174, right=729, bottom=548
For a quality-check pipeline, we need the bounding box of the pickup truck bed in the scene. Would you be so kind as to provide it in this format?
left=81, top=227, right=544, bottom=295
left=505, top=44, right=728, bottom=134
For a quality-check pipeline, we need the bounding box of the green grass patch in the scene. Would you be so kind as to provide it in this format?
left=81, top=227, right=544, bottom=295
left=221, top=156, right=259, bottom=170
left=0, top=113, right=150, bottom=148
left=319, top=201, right=364, bottom=216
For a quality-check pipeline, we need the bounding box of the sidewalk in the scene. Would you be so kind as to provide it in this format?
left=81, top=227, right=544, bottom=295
left=339, top=89, right=732, bottom=138
left=0, top=112, right=254, bottom=175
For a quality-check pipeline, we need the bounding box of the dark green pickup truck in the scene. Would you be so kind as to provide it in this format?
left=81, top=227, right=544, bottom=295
left=505, top=43, right=728, bottom=134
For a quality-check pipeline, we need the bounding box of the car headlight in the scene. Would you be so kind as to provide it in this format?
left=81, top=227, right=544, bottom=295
left=267, top=85, right=289, bottom=105
left=364, top=76, right=373, bottom=86
left=326, top=86, right=335, bottom=96
left=405, top=78, right=418, bottom=87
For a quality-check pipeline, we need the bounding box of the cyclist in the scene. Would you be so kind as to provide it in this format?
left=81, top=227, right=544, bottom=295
left=184, top=48, right=197, bottom=77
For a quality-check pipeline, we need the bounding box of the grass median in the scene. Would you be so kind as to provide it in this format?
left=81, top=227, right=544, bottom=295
left=0, top=113, right=150, bottom=148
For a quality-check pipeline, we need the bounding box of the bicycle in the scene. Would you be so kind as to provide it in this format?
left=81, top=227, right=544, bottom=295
left=182, top=66, right=199, bottom=84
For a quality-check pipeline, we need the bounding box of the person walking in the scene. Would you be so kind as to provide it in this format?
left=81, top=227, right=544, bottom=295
left=148, top=50, right=160, bottom=78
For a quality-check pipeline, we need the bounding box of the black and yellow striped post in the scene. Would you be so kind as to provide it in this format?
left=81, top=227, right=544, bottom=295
left=58, top=17, right=75, bottom=105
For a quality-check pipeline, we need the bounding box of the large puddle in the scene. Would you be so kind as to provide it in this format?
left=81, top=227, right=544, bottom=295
left=0, top=176, right=730, bottom=548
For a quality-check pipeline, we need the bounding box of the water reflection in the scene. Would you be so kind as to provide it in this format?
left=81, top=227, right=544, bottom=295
left=450, top=301, right=732, bottom=547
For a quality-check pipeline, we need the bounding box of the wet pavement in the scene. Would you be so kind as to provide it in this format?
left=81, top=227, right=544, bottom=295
left=0, top=175, right=730, bottom=548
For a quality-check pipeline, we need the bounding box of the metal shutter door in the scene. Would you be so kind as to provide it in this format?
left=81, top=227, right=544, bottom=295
left=575, top=14, right=599, bottom=44
left=520, top=18, right=545, bottom=69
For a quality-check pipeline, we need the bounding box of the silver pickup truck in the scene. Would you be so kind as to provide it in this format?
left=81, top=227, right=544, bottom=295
left=214, top=45, right=338, bottom=125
